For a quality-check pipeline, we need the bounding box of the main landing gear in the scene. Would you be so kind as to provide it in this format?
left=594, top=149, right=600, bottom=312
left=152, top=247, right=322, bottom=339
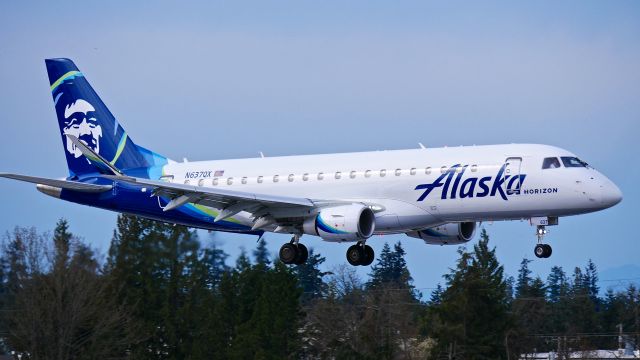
left=279, top=235, right=309, bottom=265
left=534, top=225, right=552, bottom=258
left=346, top=242, right=375, bottom=266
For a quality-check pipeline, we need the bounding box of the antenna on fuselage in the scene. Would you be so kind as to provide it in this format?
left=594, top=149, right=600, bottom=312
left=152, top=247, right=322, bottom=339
left=259, top=152, right=265, bottom=158
left=418, top=143, right=426, bottom=149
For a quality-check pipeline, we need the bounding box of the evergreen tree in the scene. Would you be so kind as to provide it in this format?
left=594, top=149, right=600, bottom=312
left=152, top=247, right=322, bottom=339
left=252, top=237, right=271, bottom=267
left=429, top=229, right=512, bottom=359
left=367, top=241, right=414, bottom=294
left=515, top=258, right=533, bottom=298
left=231, top=262, right=303, bottom=359
left=52, top=218, right=72, bottom=270
left=584, top=259, right=600, bottom=302
left=547, top=266, right=568, bottom=303
left=293, top=248, right=328, bottom=304
left=105, top=214, right=200, bottom=359
left=429, top=283, right=444, bottom=305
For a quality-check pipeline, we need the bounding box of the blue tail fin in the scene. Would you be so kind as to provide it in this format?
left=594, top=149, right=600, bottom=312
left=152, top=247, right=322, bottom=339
left=46, top=58, right=168, bottom=178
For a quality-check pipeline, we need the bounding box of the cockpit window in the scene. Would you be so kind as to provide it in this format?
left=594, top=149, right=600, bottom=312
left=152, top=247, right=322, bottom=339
left=561, top=156, right=589, bottom=168
left=542, top=157, right=561, bottom=169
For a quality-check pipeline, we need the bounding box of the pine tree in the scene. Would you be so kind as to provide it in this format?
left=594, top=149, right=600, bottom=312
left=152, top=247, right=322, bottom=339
left=105, top=214, right=201, bottom=359
left=584, top=259, right=600, bottom=302
left=253, top=237, right=271, bottom=267
left=367, top=241, right=414, bottom=293
left=429, top=283, right=444, bottom=305
left=515, top=258, right=533, bottom=298
left=294, top=248, right=328, bottom=304
left=547, top=266, right=568, bottom=303
left=52, top=218, right=72, bottom=270
left=429, top=229, right=512, bottom=359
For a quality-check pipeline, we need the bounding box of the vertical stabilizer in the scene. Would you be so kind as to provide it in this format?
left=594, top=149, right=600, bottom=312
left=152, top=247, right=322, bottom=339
left=45, top=58, right=167, bottom=178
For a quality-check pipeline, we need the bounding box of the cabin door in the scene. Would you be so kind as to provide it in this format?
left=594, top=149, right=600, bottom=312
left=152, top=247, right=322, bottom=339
left=503, top=157, right=522, bottom=195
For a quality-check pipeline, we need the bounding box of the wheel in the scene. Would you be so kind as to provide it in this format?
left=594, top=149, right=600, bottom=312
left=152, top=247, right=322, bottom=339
left=543, top=244, right=552, bottom=258
left=295, top=243, right=308, bottom=265
left=346, top=244, right=364, bottom=266
left=534, top=244, right=546, bottom=258
left=279, top=243, right=298, bottom=264
left=361, top=245, right=375, bottom=266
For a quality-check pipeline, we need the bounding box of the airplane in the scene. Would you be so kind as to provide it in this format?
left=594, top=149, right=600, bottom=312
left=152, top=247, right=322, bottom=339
left=0, top=59, right=623, bottom=266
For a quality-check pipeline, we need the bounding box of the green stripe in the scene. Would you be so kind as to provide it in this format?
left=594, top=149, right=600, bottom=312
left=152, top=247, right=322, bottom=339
left=110, top=133, right=128, bottom=165
left=192, top=204, right=241, bottom=224
left=50, top=71, right=81, bottom=92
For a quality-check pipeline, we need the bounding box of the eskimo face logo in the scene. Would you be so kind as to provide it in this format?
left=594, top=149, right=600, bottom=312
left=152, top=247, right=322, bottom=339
left=62, top=99, right=102, bottom=158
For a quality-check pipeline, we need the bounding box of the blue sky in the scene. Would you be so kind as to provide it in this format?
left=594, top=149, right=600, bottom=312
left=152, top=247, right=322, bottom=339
left=1, top=1, right=639, bottom=295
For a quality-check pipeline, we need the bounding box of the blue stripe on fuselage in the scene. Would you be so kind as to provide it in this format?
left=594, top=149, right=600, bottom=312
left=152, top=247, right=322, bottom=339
left=59, top=179, right=259, bottom=234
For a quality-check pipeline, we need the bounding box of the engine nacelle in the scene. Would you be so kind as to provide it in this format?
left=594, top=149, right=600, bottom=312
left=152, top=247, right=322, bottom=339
left=406, top=222, right=477, bottom=245
left=303, top=204, right=376, bottom=242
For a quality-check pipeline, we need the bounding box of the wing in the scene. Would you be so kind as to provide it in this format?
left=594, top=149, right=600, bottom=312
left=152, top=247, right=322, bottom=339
left=109, top=175, right=346, bottom=231
left=0, top=173, right=112, bottom=193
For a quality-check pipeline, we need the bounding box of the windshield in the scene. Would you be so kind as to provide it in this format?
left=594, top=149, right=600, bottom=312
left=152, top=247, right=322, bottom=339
left=561, top=156, right=589, bottom=168
left=542, top=157, right=561, bottom=169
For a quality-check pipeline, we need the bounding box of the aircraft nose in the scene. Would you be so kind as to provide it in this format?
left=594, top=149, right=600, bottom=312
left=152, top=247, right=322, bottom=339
left=600, top=179, right=623, bottom=208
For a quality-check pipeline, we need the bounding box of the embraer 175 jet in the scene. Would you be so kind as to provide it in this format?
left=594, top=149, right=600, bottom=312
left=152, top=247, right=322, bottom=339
left=0, top=59, right=623, bottom=266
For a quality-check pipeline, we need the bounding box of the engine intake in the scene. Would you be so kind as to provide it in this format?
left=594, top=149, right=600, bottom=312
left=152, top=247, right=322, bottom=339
left=406, top=222, right=477, bottom=245
left=303, top=204, right=375, bottom=242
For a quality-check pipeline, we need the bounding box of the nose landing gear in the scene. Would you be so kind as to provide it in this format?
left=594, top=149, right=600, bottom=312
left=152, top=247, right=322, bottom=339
left=279, top=234, right=308, bottom=265
left=346, top=241, right=375, bottom=266
left=534, top=225, right=552, bottom=258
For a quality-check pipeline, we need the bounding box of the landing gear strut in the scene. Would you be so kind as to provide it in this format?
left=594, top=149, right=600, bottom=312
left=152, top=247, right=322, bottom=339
left=346, top=242, right=375, bottom=266
left=534, top=225, right=552, bottom=258
left=279, top=235, right=308, bottom=265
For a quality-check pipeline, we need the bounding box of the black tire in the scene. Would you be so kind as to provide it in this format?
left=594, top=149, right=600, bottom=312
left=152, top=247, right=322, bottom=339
left=543, top=244, right=552, bottom=258
left=534, top=244, right=546, bottom=259
left=362, top=245, right=375, bottom=266
left=279, top=243, right=298, bottom=264
left=346, top=244, right=364, bottom=266
left=295, top=243, right=309, bottom=265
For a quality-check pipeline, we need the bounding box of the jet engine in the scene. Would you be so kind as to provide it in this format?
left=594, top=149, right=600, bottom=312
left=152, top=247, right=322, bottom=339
left=406, top=222, right=477, bottom=245
left=303, top=204, right=375, bottom=242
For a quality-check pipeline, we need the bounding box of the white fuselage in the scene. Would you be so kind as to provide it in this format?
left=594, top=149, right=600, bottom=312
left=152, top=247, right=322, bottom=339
left=159, top=143, right=622, bottom=235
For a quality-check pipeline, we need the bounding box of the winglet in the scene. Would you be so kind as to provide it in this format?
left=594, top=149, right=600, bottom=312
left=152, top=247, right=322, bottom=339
left=65, top=134, right=123, bottom=176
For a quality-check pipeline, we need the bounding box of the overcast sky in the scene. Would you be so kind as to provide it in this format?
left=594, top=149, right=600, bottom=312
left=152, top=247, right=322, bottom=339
left=1, top=1, right=638, bottom=295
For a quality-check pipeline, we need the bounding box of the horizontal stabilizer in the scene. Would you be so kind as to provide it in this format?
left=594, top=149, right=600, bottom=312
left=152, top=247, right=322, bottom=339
left=0, top=173, right=112, bottom=193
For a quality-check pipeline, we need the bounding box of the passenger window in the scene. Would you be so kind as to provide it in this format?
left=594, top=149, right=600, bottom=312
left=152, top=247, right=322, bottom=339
left=561, top=157, right=588, bottom=168
left=288, top=174, right=295, bottom=182
left=395, top=169, right=402, bottom=176
left=425, top=167, right=432, bottom=175
left=212, top=178, right=219, bottom=186
left=440, top=166, right=448, bottom=174
left=335, top=171, right=342, bottom=179
left=184, top=179, right=190, bottom=185
left=227, top=177, right=234, bottom=185
left=542, top=157, right=561, bottom=169
left=350, top=171, right=356, bottom=179
left=302, top=173, right=309, bottom=181
left=410, top=168, right=416, bottom=175
left=198, top=179, right=205, bottom=186
left=241, top=177, right=247, bottom=184
left=257, top=176, right=263, bottom=184
left=317, top=172, right=324, bottom=180
left=365, top=170, right=372, bottom=178
left=273, top=175, right=279, bottom=183
left=471, top=164, right=478, bottom=172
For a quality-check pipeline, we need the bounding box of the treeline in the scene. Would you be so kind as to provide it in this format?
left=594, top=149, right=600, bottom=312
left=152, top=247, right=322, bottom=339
left=0, top=216, right=637, bottom=359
